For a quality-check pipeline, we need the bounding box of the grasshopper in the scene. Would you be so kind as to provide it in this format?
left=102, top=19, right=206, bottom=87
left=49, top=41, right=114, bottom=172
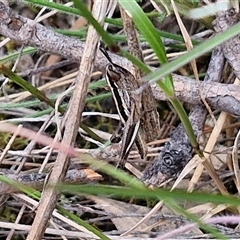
left=100, top=48, right=146, bottom=165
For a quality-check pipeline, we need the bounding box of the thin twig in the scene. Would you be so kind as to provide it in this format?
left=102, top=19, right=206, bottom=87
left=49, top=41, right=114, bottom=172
left=26, top=1, right=110, bottom=239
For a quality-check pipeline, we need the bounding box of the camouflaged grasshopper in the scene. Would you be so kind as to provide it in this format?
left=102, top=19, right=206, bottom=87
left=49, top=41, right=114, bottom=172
left=100, top=47, right=146, bottom=166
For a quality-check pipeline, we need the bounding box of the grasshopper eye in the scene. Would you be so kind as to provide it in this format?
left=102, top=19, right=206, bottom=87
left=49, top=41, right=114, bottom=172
left=106, top=64, right=121, bottom=82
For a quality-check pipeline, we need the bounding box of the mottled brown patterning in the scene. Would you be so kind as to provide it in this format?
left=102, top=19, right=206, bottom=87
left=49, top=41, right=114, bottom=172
left=105, top=60, right=146, bottom=165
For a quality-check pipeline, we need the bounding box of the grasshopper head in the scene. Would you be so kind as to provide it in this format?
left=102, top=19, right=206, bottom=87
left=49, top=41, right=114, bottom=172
left=106, top=64, right=121, bottom=82
left=106, top=63, right=130, bottom=83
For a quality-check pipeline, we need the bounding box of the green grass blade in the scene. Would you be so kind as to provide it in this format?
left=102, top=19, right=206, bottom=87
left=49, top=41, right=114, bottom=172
left=170, top=98, right=199, bottom=148
left=143, top=21, right=240, bottom=84
left=60, top=184, right=240, bottom=207
left=118, top=0, right=168, bottom=64
left=0, top=47, right=37, bottom=64
left=117, top=0, right=175, bottom=93
left=0, top=64, right=56, bottom=109
left=0, top=174, right=41, bottom=199
left=24, top=0, right=81, bottom=16
left=120, top=50, right=151, bottom=74
left=72, top=0, right=116, bottom=48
